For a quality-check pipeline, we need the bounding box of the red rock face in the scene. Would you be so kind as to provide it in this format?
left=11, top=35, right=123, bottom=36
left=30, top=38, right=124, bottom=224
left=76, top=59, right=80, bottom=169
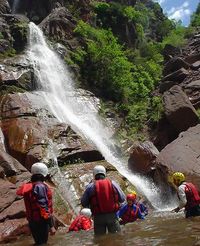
left=0, top=93, right=103, bottom=170
left=0, top=91, right=105, bottom=243
left=156, top=124, right=200, bottom=189
left=0, top=218, right=29, bottom=243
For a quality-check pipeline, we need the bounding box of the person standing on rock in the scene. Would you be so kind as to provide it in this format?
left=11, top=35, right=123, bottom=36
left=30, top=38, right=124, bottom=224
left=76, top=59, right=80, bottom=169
left=81, top=165, right=126, bottom=235
left=172, top=172, right=200, bottom=218
left=17, top=162, right=56, bottom=245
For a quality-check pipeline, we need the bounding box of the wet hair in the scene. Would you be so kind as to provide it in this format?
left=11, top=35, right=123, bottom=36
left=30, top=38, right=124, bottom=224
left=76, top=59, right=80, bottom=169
left=95, top=173, right=105, bottom=180
left=31, top=174, right=45, bottom=182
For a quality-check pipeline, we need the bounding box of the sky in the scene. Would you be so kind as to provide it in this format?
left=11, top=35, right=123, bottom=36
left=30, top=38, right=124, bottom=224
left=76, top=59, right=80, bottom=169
left=154, top=0, right=199, bottom=26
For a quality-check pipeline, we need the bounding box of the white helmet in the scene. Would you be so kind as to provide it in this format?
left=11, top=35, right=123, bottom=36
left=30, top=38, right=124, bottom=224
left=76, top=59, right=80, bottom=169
left=93, top=165, right=106, bottom=177
left=81, top=208, right=92, bottom=218
left=31, top=162, right=48, bottom=177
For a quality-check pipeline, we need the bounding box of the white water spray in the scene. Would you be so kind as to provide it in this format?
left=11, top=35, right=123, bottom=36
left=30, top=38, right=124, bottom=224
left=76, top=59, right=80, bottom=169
left=27, top=22, right=177, bottom=210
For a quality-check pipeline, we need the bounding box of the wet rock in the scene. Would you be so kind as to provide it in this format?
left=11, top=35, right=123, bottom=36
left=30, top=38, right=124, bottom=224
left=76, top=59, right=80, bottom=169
left=163, top=85, right=199, bottom=132
left=0, top=178, right=17, bottom=212
left=0, top=149, right=27, bottom=176
left=54, top=160, right=132, bottom=213
left=0, top=218, right=29, bottom=243
left=0, top=199, right=25, bottom=222
left=0, top=59, right=33, bottom=93
left=128, top=141, right=159, bottom=174
left=0, top=17, right=12, bottom=53
left=0, top=93, right=103, bottom=169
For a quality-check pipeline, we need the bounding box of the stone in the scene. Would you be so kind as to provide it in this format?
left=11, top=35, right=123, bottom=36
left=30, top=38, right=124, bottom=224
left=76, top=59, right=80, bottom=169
left=163, top=85, right=199, bottom=132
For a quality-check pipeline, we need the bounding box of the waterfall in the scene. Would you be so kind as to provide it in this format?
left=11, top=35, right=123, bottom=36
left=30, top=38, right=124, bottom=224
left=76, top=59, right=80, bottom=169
left=0, top=128, right=6, bottom=151
left=12, top=0, right=20, bottom=14
left=27, top=22, right=177, bottom=210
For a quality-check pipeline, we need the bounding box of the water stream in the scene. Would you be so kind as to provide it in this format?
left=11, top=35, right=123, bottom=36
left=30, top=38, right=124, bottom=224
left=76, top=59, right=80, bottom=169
left=7, top=212, right=200, bottom=246
left=12, top=0, right=20, bottom=14
left=27, top=22, right=177, bottom=210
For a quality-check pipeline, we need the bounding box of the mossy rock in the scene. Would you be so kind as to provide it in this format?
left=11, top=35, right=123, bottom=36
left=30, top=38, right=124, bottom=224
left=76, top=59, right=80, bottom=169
left=0, top=85, right=26, bottom=96
left=10, top=21, right=29, bottom=52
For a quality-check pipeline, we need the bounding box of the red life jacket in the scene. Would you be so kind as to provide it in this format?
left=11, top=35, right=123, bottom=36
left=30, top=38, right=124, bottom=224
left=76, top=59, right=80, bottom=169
left=17, top=182, right=53, bottom=221
left=68, top=215, right=92, bottom=232
left=90, top=179, right=119, bottom=215
left=121, top=205, right=139, bottom=224
left=185, top=183, right=200, bottom=210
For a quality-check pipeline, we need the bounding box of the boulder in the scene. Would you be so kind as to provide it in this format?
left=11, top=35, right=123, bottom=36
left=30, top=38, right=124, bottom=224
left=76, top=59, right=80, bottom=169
left=0, top=178, right=17, bottom=212
left=185, top=80, right=200, bottom=90
left=0, top=148, right=27, bottom=176
left=0, top=0, right=10, bottom=14
left=128, top=141, right=159, bottom=174
left=162, top=68, right=189, bottom=83
left=127, top=141, right=171, bottom=192
left=39, top=7, right=76, bottom=48
left=162, top=44, right=181, bottom=62
left=184, top=53, right=200, bottom=64
left=159, top=80, right=177, bottom=93
left=156, top=124, right=200, bottom=188
left=0, top=17, right=12, bottom=53
left=163, top=85, right=199, bottom=132
left=163, top=57, right=190, bottom=76
left=0, top=218, right=29, bottom=243
left=0, top=199, right=25, bottom=222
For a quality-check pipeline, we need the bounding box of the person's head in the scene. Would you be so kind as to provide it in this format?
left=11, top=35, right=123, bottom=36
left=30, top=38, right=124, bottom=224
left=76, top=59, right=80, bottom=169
left=172, top=172, right=185, bottom=187
left=80, top=208, right=92, bottom=218
left=31, top=162, right=48, bottom=182
left=126, top=193, right=136, bottom=206
left=93, top=165, right=106, bottom=180
left=131, top=190, right=137, bottom=197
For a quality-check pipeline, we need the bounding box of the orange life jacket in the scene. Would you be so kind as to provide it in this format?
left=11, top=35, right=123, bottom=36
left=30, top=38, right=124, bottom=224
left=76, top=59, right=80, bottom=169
left=68, top=215, right=92, bottom=232
left=17, top=182, right=53, bottom=221
left=90, top=179, right=119, bottom=215
left=185, top=182, right=200, bottom=210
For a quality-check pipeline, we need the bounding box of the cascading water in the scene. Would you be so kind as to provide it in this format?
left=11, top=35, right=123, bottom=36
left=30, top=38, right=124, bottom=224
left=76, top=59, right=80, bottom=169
left=12, top=0, right=20, bottom=14
left=0, top=128, right=6, bottom=151
left=27, top=22, right=177, bottom=210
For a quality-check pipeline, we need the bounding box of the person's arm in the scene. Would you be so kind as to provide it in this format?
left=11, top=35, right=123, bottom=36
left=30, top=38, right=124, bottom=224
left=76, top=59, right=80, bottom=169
left=177, top=185, right=187, bottom=209
left=112, top=181, right=126, bottom=203
left=173, top=184, right=187, bottom=212
left=139, top=203, right=148, bottom=216
left=81, top=183, right=94, bottom=208
left=33, top=183, right=56, bottom=234
left=117, top=204, right=127, bottom=218
left=135, top=205, right=145, bottom=220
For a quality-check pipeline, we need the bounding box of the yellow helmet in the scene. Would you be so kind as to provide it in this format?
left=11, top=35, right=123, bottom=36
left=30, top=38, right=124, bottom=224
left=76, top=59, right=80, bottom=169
left=131, top=190, right=137, bottom=196
left=172, top=172, right=185, bottom=185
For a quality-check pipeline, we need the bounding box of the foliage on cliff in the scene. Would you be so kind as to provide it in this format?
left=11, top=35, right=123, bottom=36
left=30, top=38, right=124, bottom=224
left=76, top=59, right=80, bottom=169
left=191, top=3, right=200, bottom=27
left=66, top=0, right=195, bottom=140
left=0, top=0, right=197, bottom=141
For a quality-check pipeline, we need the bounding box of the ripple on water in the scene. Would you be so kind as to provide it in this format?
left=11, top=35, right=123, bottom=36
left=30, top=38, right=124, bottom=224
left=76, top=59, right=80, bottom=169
left=6, top=215, right=200, bottom=246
